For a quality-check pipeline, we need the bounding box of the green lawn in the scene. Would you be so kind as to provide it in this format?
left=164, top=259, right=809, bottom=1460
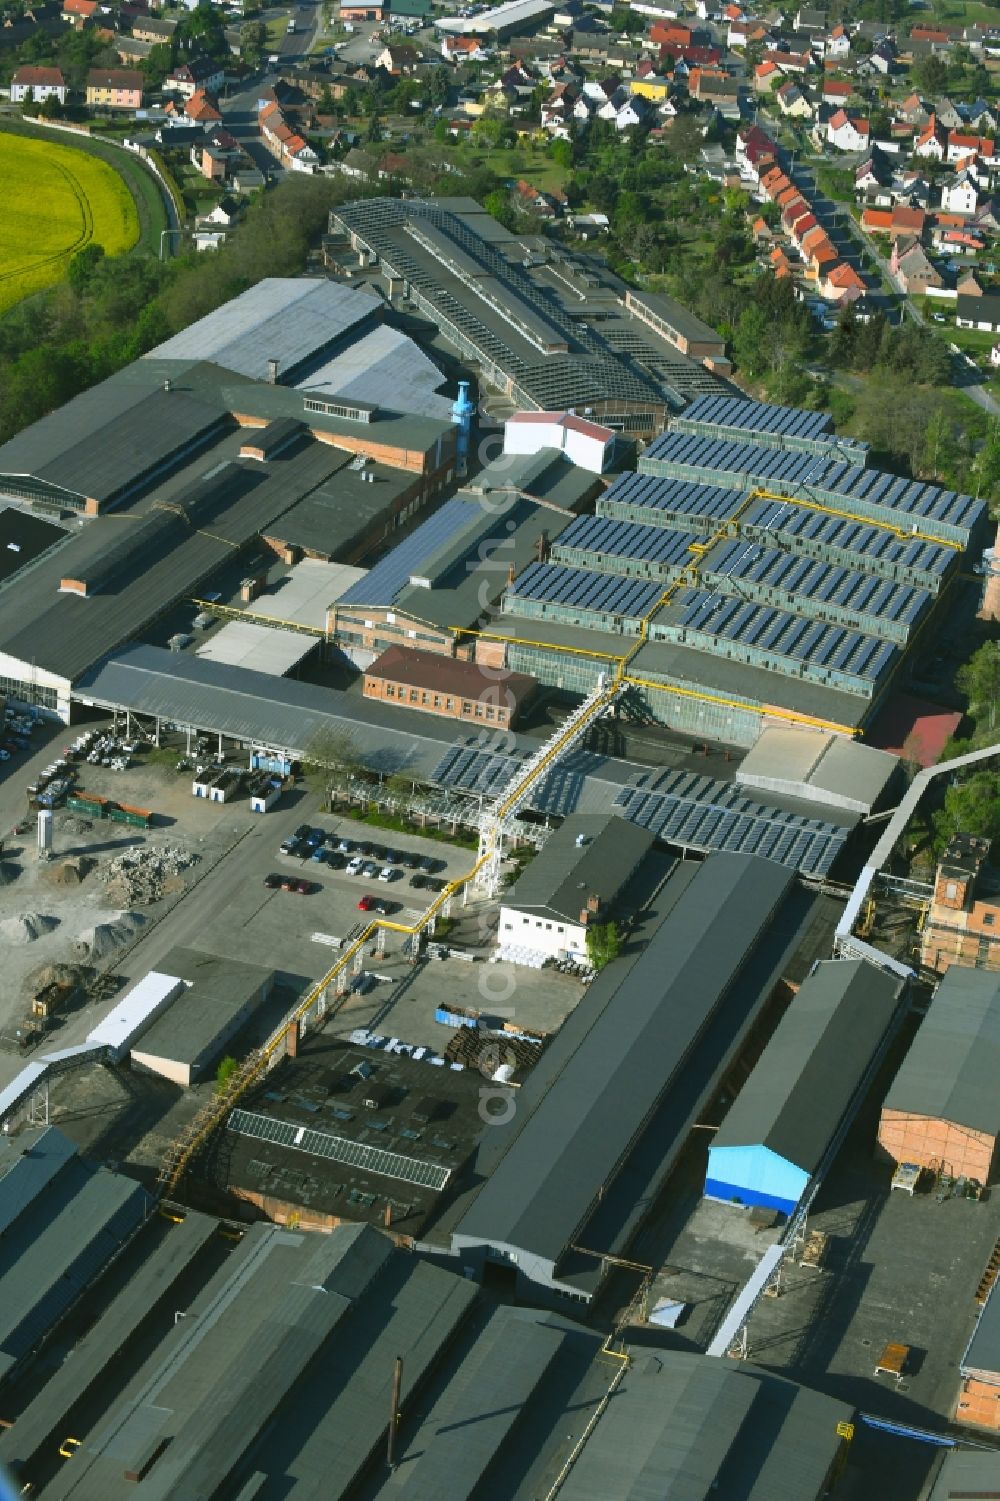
left=265, top=12, right=292, bottom=47
left=921, top=0, right=1000, bottom=24
left=456, top=145, right=570, bottom=194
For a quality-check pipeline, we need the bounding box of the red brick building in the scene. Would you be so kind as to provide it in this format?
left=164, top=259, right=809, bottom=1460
left=921, top=833, right=1000, bottom=975
left=363, top=645, right=535, bottom=728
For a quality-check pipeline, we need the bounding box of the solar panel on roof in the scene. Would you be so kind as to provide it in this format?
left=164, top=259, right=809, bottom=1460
left=337, top=498, right=473, bottom=608
left=228, top=1107, right=451, bottom=1190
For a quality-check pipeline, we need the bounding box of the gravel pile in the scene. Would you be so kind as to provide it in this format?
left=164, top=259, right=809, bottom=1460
left=104, top=844, right=198, bottom=906
left=75, top=910, right=147, bottom=961
left=0, top=912, right=59, bottom=945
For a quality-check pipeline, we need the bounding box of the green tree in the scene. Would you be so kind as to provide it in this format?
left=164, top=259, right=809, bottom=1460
left=215, top=1055, right=239, bottom=1094
left=548, top=136, right=573, bottom=169
left=67, top=242, right=105, bottom=293
left=483, top=187, right=518, bottom=230
left=956, top=642, right=1000, bottom=731
left=304, top=727, right=364, bottom=805
left=938, top=772, right=1000, bottom=845
left=239, top=19, right=266, bottom=63
left=585, top=920, right=621, bottom=971
left=732, top=303, right=770, bottom=379
left=429, top=65, right=450, bottom=107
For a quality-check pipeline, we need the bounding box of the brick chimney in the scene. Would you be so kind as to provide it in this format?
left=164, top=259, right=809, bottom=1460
left=286, top=1019, right=300, bottom=1059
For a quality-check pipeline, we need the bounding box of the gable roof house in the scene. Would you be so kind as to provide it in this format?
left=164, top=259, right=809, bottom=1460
left=827, top=108, right=869, bottom=152
left=10, top=64, right=67, bottom=103
left=914, top=115, right=947, bottom=160
left=891, top=234, right=942, bottom=294
left=957, top=292, right=1000, bottom=332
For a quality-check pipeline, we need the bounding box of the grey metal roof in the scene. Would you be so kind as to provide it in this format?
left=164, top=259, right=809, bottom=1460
left=927, top=1448, right=1000, bottom=1498
left=41, top=1221, right=478, bottom=1501
left=296, top=323, right=452, bottom=422
left=0, top=436, right=346, bottom=681
left=452, top=854, right=795, bottom=1265
left=0, top=1128, right=149, bottom=1384
left=626, top=290, right=724, bottom=348
left=736, top=727, right=897, bottom=816
left=132, top=948, right=273, bottom=1068
left=0, top=1212, right=218, bottom=1476
left=502, top=813, right=655, bottom=923
left=884, top=966, right=1000, bottom=1136
left=145, top=278, right=382, bottom=383
left=711, top=959, right=903, bottom=1173
left=0, top=380, right=227, bottom=508
left=262, top=459, right=415, bottom=559
left=557, top=1351, right=853, bottom=1501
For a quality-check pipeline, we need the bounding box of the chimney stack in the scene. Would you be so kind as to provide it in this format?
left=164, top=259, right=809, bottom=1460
left=267, top=358, right=279, bottom=385
left=286, top=1020, right=300, bottom=1058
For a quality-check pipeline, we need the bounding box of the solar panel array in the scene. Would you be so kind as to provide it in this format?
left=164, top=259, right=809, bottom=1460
left=741, top=496, right=955, bottom=584
left=612, top=776, right=846, bottom=877
left=506, top=561, right=664, bottom=620
left=668, top=587, right=898, bottom=685
left=552, top=514, right=701, bottom=571
left=674, top=395, right=836, bottom=443
left=427, top=743, right=846, bottom=876
left=641, top=432, right=984, bottom=535
left=599, top=471, right=742, bottom=526
left=227, top=1107, right=452, bottom=1191
left=336, top=497, right=473, bottom=608
left=704, top=536, right=931, bottom=631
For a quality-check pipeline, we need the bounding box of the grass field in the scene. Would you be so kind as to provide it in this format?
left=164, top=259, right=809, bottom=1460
left=0, top=132, right=139, bottom=314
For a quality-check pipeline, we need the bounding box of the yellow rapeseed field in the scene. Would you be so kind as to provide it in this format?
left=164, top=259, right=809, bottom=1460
left=0, top=132, right=139, bottom=314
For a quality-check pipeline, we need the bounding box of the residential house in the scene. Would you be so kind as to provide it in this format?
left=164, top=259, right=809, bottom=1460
left=948, top=131, right=996, bottom=165
left=61, top=0, right=96, bottom=26
left=897, top=91, right=929, bottom=127
left=115, top=36, right=151, bottom=63
left=185, top=88, right=221, bottom=123
left=914, top=115, right=947, bottom=160
left=770, top=244, right=793, bottom=277
left=375, top=43, right=420, bottom=75
left=892, top=171, right=931, bottom=208
left=822, top=261, right=866, bottom=300
left=132, top=14, right=177, bottom=43
left=259, top=98, right=319, bottom=172
left=166, top=57, right=224, bottom=99
left=630, top=72, right=672, bottom=101
left=794, top=7, right=827, bottom=31
left=85, top=67, right=143, bottom=110
left=736, top=123, right=778, bottom=182
left=441, top=35, right=486, bottom=62
left=660, top=42, right=721, bottom=69
left=942, top=171, right=980, bottom=216
left=957, top=269, right=984, bottom=294
left=957, top=292, right=1000, bottom=331
left=825, top=22, right=850, bottom=58
left=969, top=101, right=998, bottom=134
left=933, top=97, right=964, bottom=130
left=855, top=156, right=885, bottom=195
left=974, top=199, right=1000, bottom=234
left=776, top=79, right=812, bottom=117
left=774, top=49, right=812, bottom=76
left=892, top=235, right=943, bottom=293
left=753, top=58, right=780, bottom=91
left=199, top=195, right=240, bottom=228
left=688, top=68, right=739, bottom=112
left=513, top=179, right=565, bottom=216
left=870, top=39, right=897, bottom=75
left=822, top=78, right=852, bottom=107
left=827, top=108, right=869, bottom=152
left=10, top=64, right=67, bottom=103
left=862, top=204, right=926, bottom=239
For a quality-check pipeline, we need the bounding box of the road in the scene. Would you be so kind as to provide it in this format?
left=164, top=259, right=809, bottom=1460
left=220, top=0, right=322, bottom=179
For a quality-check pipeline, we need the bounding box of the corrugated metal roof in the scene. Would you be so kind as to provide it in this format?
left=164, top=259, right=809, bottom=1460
left=195, top=619, right=315, bottom=675
left=145, top=278, right=381, bottom=382
left=453, top=854, right=795, bottom=1264
left=711, top=959, right=903, bottom=1172
left=884, top=966, right=1000, bottom=1136
left=557, top=1351, right=852, bottom=1501
left=297, top=323, right=452, bottom=421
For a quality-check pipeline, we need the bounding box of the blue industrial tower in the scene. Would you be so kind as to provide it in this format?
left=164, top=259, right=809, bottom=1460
left=452, top=380, right=475, bottom=477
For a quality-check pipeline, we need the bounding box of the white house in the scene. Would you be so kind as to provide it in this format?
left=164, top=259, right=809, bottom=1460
left=504, top=410, right=615, bottom=473
left=496, top=814, right=655, bottom=966
left=10, top=65, right=67, bottom=104
left=942, top=172, right=979, bottom=215
left=827, top=108, right=870, bottom=152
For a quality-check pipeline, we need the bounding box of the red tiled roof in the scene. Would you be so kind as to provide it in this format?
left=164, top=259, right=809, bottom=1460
left=12, top=65, right=65, bottom=84
left=366, top=645, right=536, bottom=706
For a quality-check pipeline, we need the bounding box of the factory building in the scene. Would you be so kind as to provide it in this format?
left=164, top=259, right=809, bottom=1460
left=129, top=948, right=275, bottom=1087
left=705, top=959, right=905, bottom=1217
left=327, top=197, right=727, bottom=430
left=497, top=812, right=656, bottom=963
left=362, top=644, right=536, bottom=728
left=504, top=409, right=616, bottom=473
left=0, top=280, right=458, bottom=720
left=0, top=1205, right=855, bottom=1500
left=443, top=852, right=825, bottom=1302
left=474, top=399, right=981, bottom=747
left=436, top=0, right=557, bottom=37
left=879, top=966, right=1000, bottom=1184
left=0, top=1126, right=150, bottom=1388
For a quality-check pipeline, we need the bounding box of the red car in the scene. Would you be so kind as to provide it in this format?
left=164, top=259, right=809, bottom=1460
left=357, top=894, right=375, bottom=911
left=263, top=873, right=281, bottom=889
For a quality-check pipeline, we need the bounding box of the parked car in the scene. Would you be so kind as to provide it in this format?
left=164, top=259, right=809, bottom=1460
left=409, top=872, right=427, bottom=889
left=384, top=849, right=401, bottom=864
left=263, top=872, right=281, bottom=889
left=336, top=837, right=353, bottom=854
left=281, top=875, right=297, bottom=890
left=294, top=878, right=316, bottom=895
left=362, top=860, right=379, bottom=878
left=377, top=865, right=395, bottom=882
left=346, top=856, right=364, bottom=876
left=279, top=837, right=301, bottom=856
left=373, top=899, right=394, bottom=915
left=426, top=877, right=446, bottom=892
left=419, top=855, right=440, bottom=873
left=402, top=852, right=421, bottom=869
left=310, top=846, right=328, bottom=863
left=358, top=894, right=376, bottom=911
left=294, top=824, right=311, bottom=840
